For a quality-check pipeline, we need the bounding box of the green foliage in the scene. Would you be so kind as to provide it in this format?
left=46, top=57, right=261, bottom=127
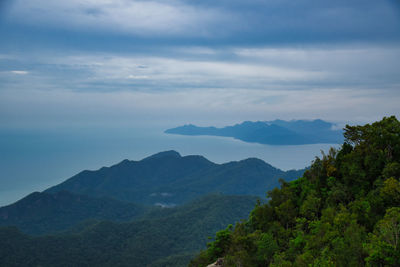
left=381, top=177, right=400, bottom=206
left=365, top=207, right=400, bottom=266
left=0, top=191, right=148, bottom=235
left=191, top=116, right=400, bottom=266
left=206, top=224, right=233, bottom=259
left=0, top=194, right=258, bottom=267
left=256, top=232, right=278, bottom=263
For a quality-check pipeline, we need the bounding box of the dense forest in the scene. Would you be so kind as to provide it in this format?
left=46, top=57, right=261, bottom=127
left=190, top=116, right=400, bottom=266
left=0, top=194, right=258, bottom=266
left=0, top=191, right=149, bottom=235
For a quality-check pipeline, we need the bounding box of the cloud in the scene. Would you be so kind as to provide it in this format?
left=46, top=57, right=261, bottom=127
left=6, top=0, right=229, bottom=37
left=1, top=86, right=399, bottom=129
left=0, top=51, right=329, bottom=93
left=233, top=46, right=400, bottom=90
left=127, top=75, right=150, bottom=80
left=3, top=45, right=399, bottom=95
left=3, top=0, right=399, bottom=45
left=1, top=46, right=399, bottom=127
left=10, top=70, right=29, bottom=75
left=1, top=46, right=399, bottom=128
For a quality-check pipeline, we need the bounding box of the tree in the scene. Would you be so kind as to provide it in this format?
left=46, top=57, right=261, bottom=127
left=365, top=207, right=400, bottom=266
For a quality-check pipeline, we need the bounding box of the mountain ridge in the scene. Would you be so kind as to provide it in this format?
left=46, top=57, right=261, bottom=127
left=45, top=150, right=304, bottom=205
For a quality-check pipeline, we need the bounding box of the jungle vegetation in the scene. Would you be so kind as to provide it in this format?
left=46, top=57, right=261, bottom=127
left=190, top=116, right=400, bottom=267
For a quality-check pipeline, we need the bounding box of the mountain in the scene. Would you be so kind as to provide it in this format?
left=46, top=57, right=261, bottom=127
left=190, top=116, right=400, bottom=266
left=0, top=194, right=259, bottom=267
left=0, top=151, right=304, bottom=265
left=45, top=151, right=304, bottom=206
left=0, top=151, right=302, bottom=236
left=0, top=190, right=148, bottom=235
left=165, top=119, right=343, bottom=145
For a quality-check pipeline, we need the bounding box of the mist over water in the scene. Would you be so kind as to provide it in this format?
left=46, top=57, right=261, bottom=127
left=0, top=127, right=337, bottom=207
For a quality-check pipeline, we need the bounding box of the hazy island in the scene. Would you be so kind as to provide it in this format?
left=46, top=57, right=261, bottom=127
left=165, top=119, right=343, bottom=145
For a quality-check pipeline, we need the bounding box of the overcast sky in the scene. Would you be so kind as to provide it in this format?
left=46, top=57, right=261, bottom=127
left=1, top=0, right=400, bottom=128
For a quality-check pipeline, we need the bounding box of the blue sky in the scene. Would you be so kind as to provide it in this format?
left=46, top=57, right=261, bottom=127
left=1, top=0, right=400, bottom=128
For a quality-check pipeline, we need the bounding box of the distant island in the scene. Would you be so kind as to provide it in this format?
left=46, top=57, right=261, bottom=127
left=165, top=119, right=343, bottom=145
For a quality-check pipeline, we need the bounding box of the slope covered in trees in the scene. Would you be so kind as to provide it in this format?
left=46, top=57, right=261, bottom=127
left=0, top=194, right=258, bottom=267
left=190, top=116, right=400, bottom=266
left=0, top=191, right=148, bottom=235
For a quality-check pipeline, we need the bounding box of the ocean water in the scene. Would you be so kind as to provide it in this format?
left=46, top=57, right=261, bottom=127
left=0, top=127, right=338, bottom=207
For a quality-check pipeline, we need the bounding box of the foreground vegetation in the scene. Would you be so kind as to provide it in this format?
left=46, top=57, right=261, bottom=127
left=190, top=116, right=400, bottom=266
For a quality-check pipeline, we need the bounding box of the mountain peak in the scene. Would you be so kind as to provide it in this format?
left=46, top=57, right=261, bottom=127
left=240, top=157, right=268, bottom=165
left=144, top=150, right=181, bottom=160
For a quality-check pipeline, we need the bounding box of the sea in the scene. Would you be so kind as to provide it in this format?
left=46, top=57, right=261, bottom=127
left=0, top=126, right=338, bottom=207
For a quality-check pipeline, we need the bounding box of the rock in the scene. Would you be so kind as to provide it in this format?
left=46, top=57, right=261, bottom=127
left=207, top=258, right=224, bottom=266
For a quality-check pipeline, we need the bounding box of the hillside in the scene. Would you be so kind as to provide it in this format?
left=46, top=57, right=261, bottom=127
left=165, top=119, right=343, bottom=145
left=190, top=116, right=400, bottom=266
left=0, top=194, right=258, bottom=267
left=45, top=151, right=304, bottom=205
left=0, top=191, right=148, bottom=235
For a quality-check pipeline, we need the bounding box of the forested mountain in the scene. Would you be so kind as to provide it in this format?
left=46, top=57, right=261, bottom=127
left=0, top=194, right=258, bottom=267
left=165, top=119, right=343, bottom=145
left=0, top=150, right=304, bottom=266
left=190, top=116, right=400, bottom=266
left=45, top=151, right=304, bottom=205
left=0, top=191, right=148, bottom=235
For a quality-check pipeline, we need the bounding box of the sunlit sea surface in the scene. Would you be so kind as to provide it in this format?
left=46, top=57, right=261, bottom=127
left=0, top=127, right=339, bottom=206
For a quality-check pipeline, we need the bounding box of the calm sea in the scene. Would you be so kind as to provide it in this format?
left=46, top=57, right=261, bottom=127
left=0, top=127, right=338, bottom=207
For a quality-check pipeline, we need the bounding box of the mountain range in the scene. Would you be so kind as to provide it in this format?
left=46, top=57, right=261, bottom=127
left=0, top=151, right=304, bottom=266
left=45, top=150, right=304, bottom=206
left=165, top=119, right=343, bottom=145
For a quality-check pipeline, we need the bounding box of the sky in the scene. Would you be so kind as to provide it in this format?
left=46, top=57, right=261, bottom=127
left=0, top=0, right=399, bottom=129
